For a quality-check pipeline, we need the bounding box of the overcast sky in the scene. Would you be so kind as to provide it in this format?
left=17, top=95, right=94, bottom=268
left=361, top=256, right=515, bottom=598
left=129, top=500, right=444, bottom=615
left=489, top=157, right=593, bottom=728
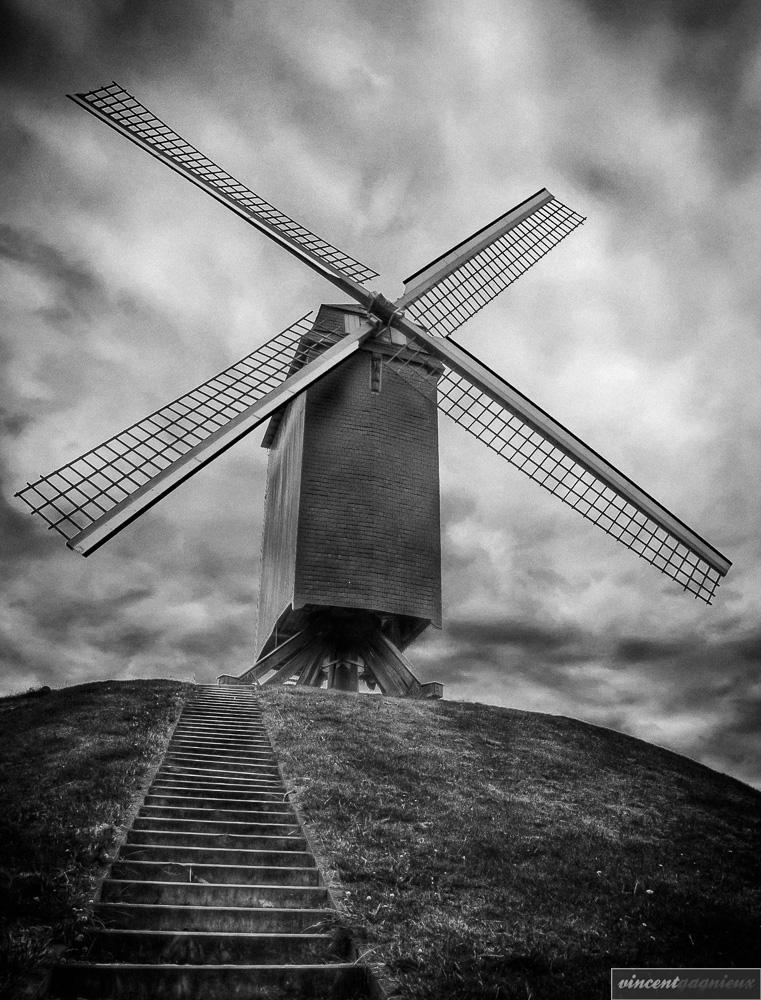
left=2, top=0, right=761, bottom=788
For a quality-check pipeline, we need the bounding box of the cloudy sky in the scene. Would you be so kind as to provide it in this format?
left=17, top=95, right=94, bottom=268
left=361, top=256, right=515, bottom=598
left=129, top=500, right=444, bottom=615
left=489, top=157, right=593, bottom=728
left=2, top=0, right=761, bottom=788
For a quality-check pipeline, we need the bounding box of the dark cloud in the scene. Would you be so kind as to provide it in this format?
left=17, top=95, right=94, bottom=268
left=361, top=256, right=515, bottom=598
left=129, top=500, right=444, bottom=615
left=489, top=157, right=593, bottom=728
left=578, top=0, right=761, bottom=174
left=729, top=632, right=761, bottom=665
left=0, top=0, right=224, bottom=90
left=581, top=0, right=750, bottom=33
left=92, top=625, right=163, bottom=657
left=0, top=409, right=32, bottom=437
left=0, top=630, right=32, bottom=671
left=0, top=463, right=51, bottom=560
left=28, top=588, right=154, bottom=641
left=614, top=636, right=692, bottom=664
left=448, top=616, right=580, bottom=654
left=177, top=620, right=252, bottom=658
left=0, top=223, right=101, bottom=318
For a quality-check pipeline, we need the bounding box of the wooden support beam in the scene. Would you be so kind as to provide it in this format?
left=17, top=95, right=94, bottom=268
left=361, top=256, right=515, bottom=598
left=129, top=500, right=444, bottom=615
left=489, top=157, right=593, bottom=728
left=220, top=630, right=310, bottom=685
left=263, top=644, right=316, bottom=687
left=369, top=634, right=424, bottom=696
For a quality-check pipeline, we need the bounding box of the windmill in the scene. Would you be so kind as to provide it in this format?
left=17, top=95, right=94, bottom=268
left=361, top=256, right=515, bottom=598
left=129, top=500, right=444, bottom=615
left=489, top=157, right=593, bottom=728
left=16, top=83, right=731, bottom=698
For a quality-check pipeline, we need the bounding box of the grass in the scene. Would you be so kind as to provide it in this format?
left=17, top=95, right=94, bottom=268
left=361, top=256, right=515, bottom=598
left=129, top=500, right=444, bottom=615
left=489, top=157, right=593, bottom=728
left=261, top=687, right=761, bottom=1000
left=0, top=679, right=189, bottom=999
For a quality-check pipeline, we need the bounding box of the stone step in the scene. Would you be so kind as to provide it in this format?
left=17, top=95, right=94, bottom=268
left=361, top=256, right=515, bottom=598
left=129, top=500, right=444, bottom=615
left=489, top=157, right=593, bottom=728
left=139, top=804, right=295, bottom=823
left=152, top=777, right=284, bottom=793
left=170, top=732, right=270, bottom=744
left=155, top=770, right=283, bottom=786
left=168, top=738, right=273, bottom=752
left=145, top=793, right=288, bottom=809
left=109, top=859, right=321, bottom=887
left=169, top=735, right=272, bottom=748
left=126, top=828, right=307, bottom=852
left=178, top=712, right=265, bottom=725
left=101, top=879, right=330, bottom=908
left=158, top=763, right=279, bottom=778
left=173, top=722, right=267, bottom=733
left=133, top=816, right=300, bottom=837
left=152, top=773, right=282, bottom=789
left=94, top=902, right=337, bottom=933
left=150, top=779, right=284, bottom=795
left=163, top=754, right=280, bottom=773
left=187, top=701, right=258, bottom=707
left=118, top=842, right=315, bottom=868
left=161, top=766, right=282, bottom=783
left=161, top=763, right=280, bottom=779
left=173, top=723, right=267, bottom=735
left=87, top=928, right=337, bottom=965
left=51, top=961, right=369, bottom=999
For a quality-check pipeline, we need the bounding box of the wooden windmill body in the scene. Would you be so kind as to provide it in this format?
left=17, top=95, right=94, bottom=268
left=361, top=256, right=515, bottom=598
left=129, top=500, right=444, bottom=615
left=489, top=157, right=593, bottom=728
left=256, top=304, right=443, bottom=693
left=17, top=83, right=732, bottom=697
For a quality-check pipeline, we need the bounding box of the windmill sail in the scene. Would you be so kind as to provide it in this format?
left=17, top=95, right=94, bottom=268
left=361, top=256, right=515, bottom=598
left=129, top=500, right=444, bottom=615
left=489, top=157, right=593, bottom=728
left=16, top=314, right=374, bottom=556
left=386, top=325, right=731, bottom=604
left=396, top=190, right=585, bottom=338
left=69, top=83, right=378, bottom=290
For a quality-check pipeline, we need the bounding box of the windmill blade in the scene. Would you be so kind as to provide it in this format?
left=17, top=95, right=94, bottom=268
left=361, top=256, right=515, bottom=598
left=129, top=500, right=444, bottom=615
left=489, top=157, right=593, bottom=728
left=69, top=82, right=378, bottom=292
left=16, top=314, right=375, bottom=556
left=385, top=326, right=731, bottom=604
left=395, top=190, right=585, bottom=338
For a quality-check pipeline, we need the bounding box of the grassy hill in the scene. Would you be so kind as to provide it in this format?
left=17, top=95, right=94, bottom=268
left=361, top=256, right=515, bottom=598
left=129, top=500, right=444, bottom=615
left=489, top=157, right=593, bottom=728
left=262, top=687, right=761, bottom=1000
left=0, top=680, right=189, bottom=999
left=0, top=680, right=759, bottom=1000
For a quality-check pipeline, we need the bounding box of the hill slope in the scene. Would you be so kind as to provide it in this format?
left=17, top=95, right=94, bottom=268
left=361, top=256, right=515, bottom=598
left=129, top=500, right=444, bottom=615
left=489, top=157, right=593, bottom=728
left=1, top=681, right=758, bottom=1000
left=0, top=680, right=189, bottom=999
left=261, top=687, right=761, bottom=1000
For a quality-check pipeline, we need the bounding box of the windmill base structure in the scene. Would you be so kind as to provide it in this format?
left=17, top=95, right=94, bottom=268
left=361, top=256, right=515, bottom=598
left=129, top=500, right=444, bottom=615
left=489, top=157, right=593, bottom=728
left=217, top=304, right=445, bottom=698
left=16, top=84, right=732, bottom=702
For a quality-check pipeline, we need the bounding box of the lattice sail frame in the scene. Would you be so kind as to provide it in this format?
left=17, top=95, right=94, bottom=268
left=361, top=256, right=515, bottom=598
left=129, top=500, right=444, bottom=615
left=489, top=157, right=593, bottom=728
left=15, top=313, right=341, bottom=545
left=385, top=342, right=726, bottom=604
left=397, top=191, right=585, bottom=338
left=71, top=83, right=378, bottom=286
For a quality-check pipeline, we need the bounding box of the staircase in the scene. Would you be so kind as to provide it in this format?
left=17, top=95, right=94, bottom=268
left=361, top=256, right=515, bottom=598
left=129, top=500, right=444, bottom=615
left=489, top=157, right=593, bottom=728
left=51, top=684, right=371, bottom=999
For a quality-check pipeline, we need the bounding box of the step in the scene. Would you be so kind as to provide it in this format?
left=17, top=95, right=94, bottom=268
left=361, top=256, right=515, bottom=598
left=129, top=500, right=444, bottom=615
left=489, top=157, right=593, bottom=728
left=117, top=842, right=315, bottom=867
left=94, top=902, right=337, bottom=933
left=152, top=773, right=282, bottom=789
left=169, top=734, right=271, bottom=746
left=172, top=723, right=267, bottom=736
left=51, top=961, right=369, bottom=1000
left=178, top=712, right=265, bottom=724
left=156, top=768, right=283, bottom=785
left=173, top=722, right=267, bottom=733
left=150, top=778, right=284, bottom=794
left=101, top=879, right=330, bottom=908
left=145, top=793, right=289, bottom=809
left=170, top=732, right=270, bottom=744
left=162, top=760, right=280, bottom=776
left=87, top=928, right=337, bottom=965
left=133, top=816, right=300, bottom=837
left=165, top=749, right=278, bottom=765
left=126, top=828, right=307, bottom=852
left=148, top=778, right=286, bottom=799
left=158, top=763, right=279, bottom=779
left=109, top=859, right=322, bottom=887
left=162, top=758, right=281, bottom=776
left=139, top=804, right=296, bottom=823
left=168, top=737, right=273, bottom=752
